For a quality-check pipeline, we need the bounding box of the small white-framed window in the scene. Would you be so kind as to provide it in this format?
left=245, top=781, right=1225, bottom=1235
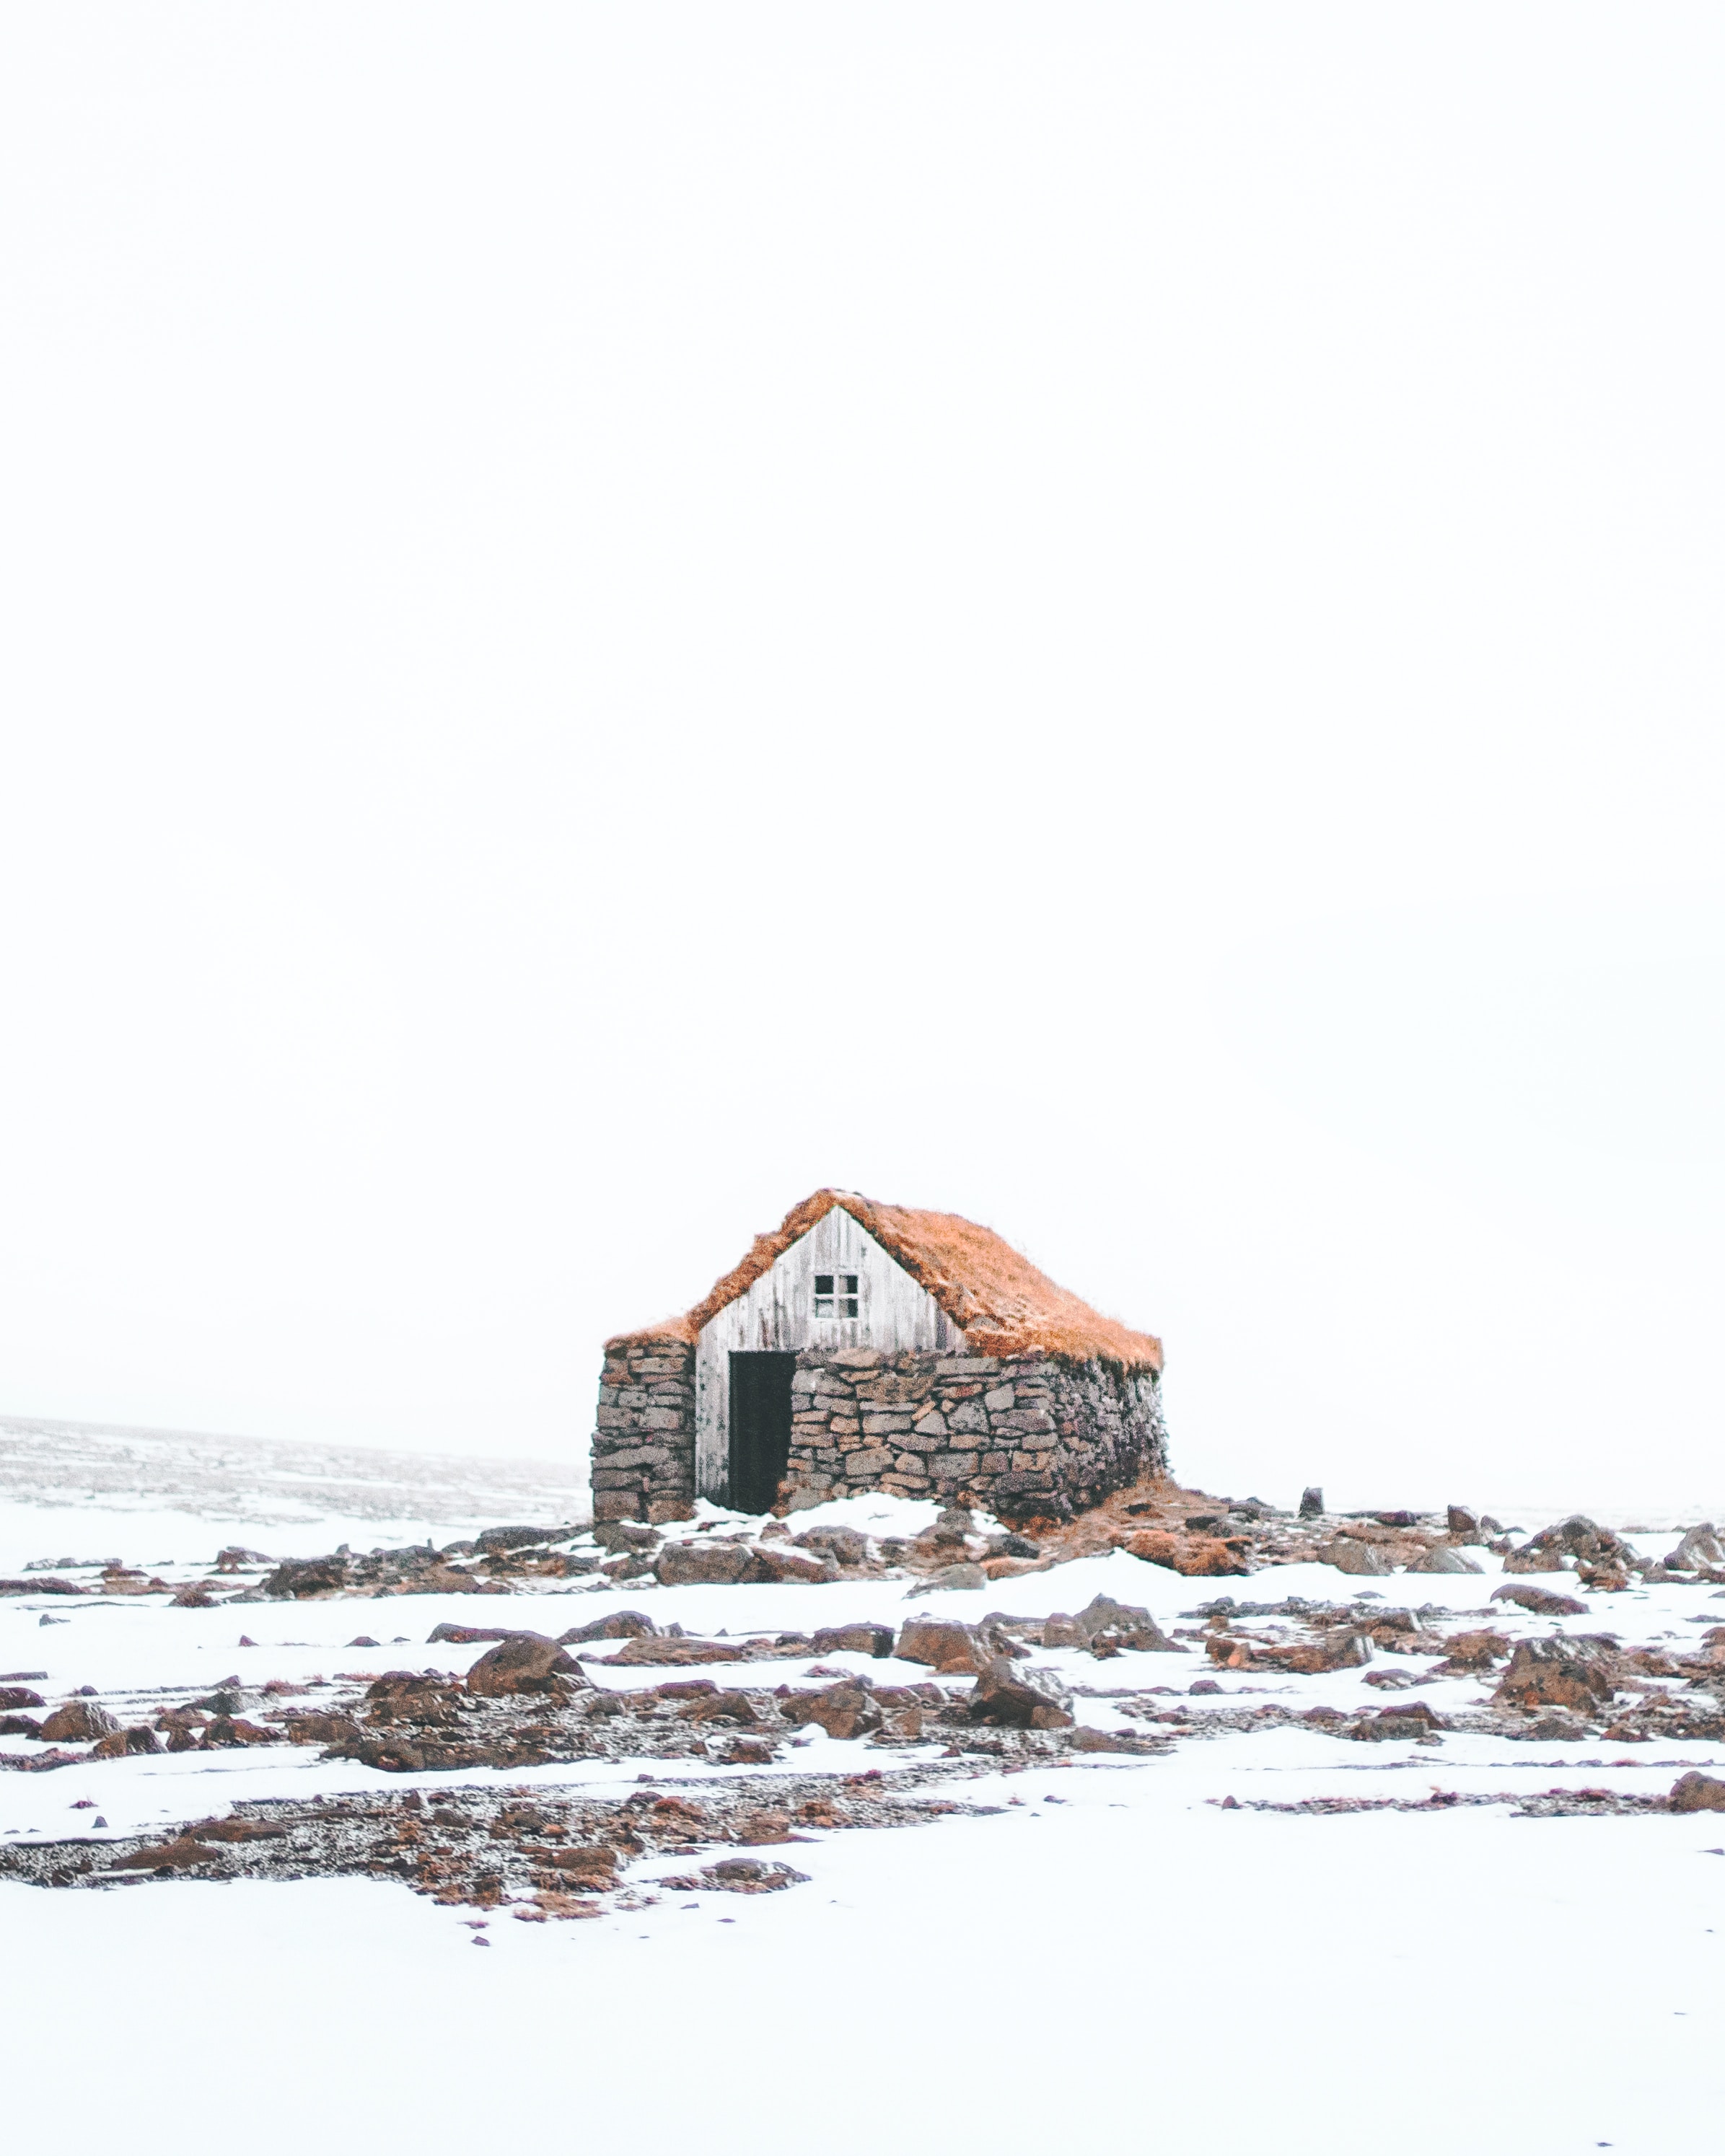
left=814, top=1270, right=860, bottom=1319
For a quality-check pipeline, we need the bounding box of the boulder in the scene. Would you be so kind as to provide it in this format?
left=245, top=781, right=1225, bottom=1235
left=794, top=1526, right=869, bottom=1567
left=1298, top=1487, right=1325, bottom=1518
left=1490, top=1583, right=1587, bottom=1618
left=655, top=1541, right=759, bottom=1588
left=90, top=1725, right=162, bottom=1758
left=809, top=1623, right=895, bottom=1658
left=906, top=1562, right=989, bottom=1594
left=1068, top=1593, right=1177, bottom=1655
left=894, top=1617, right=988, bottom=1675
left=38, top=1699, right=120, bottom=1743
left=1667, top=1524, right=1725, bottom=1574
left=1447, top=1505, right=1483, bottom=1541
left=600, top=1635, right=744, bottom=1666
left=427, top=1624, right=543, bottom=1645
left=1125, top=1531, right=1250, bottom=1578
left=1492, top=1638, right=1614, bottom=1713
left=1504, top=1516, right=1637, bottom=1577
left=475, top=1526, right=564, bottom=1553
left=0, top=1714, right=42, bottom=1737
left=465, top=1637, right=588, bottom=1697
left=0, top=1686, right=45, bottom=1710
left=557, top=1610, right=659, bottom=1645
left=966, top=1657, right=1073, bottom=1730
left=1348, top=1701, right=1443, bottom=1741
left=1320, top=1539, right=1392, bottom=1577
left=1669, top=1771, right=1725, bottom=1813
left=260, top=1555, right=348, bottom=1599
left=750, top=1544, right=840, bottom=1585
left=778, top=1680, right=883, bottom=1741
left=1408, top=1545, right=1483, bottom=1575
left=1434, top=1629, right=1511, bottom=1672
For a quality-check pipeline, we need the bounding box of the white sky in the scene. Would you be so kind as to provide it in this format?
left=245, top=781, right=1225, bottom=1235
left=1, top=7, right=1720, bottom=1514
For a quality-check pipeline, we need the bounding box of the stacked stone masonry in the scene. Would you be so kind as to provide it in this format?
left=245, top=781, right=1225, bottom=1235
left=591, top=1344, right=1168, bottom=1523
left=782, top=1350, right=1169, bottom=1522
left=590, top=1340, right=697, bottom=1523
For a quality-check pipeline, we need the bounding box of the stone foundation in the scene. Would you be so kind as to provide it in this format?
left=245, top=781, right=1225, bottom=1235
left=589, top=1340, right=696, bottom=1523
left=781, top=1349, right=1168, bottom=1523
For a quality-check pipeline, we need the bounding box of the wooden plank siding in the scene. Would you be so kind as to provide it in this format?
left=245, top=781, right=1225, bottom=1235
left=694, top=1207, right=961, bottom=1500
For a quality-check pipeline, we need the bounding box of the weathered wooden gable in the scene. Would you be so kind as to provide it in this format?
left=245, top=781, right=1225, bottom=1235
left=693, top=1205, right=961, bottom=1498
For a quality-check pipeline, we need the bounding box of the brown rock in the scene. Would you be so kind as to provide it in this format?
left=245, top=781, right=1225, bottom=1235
left=1124, top=1530, right=1250, bottom=1577
left=599, top=1636, right=745, bottom=1666
left=1490, top=1583, right=1587, bottom=1618
left=967, top=1656, right=1073, bottom=1730
left=894, top=1616, right=987, bottom=1674
left=464, top=1637, right=587, bottom=1697
left=1434, top=1629, right=1511, bottom=1672
left=0, top=1686, right=44, bottom=1710
left=90, top=1725, right=163, bottom=1758
left=1492, top=1638, right=1614, bottom=1714
left=654, top=1541, right=760, bottom=1588
left=39, top=1699, right=120, bottom=1743
left=1668, top=1771, right=1725, bottom=1813
left=778, top=1681, right=883, bottom=1741
left=749, top=1544, right=839, bottom=1585
left=809, top=1624, right=894, bottom=1658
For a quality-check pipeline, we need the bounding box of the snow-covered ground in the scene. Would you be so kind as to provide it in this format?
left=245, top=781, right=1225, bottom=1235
left=4, top=1456, right=1725, bottom=2152
left=0, top=1414, right=586, bottom=1568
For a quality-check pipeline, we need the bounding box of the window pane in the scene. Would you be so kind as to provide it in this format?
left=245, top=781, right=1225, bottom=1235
left=814, top=1295, right=833, bottom=1316
left=815, top=1274, right=834, bottom=1297
left=842, top=1275, right=859, bottom=1295
left=841, top=1295, right=859, bottom=1317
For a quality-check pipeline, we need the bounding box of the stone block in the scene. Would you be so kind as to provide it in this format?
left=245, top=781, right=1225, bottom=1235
left=983, top=1385, right=1015, bottom=1412
left=640, top=1407, right=687, bottom=1433
left=862, top=1413, right=915, bottom=1438
left=935, top=1358, right=1001, bottom=1376
left=847, top=1448, right=895, bottom=1476
left=912, top=1411, right=947, bottom=1438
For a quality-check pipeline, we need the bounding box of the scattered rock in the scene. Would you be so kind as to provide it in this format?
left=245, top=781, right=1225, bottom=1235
left=1446, top=1505, right=1483, bottom=1541
left=1320, top=1539, right=1392, bottom=1578
left=1490, top=1583, right=1588, bottom=1618
left=465, top=1637, right=589, bottom=1697
left=777, top=1681, right=883, bottom=1741
left=38, top=1700, right=120, bottom=1743
left=1407, top=1546, right=1483, bottom=1575
left=967, top=1657, right=1073, bottom=1730
left=1492, top=1638, right=1615, bottom=1713
left=1667, top=1525, right=1725, bottom=1575
left=1124, top=1531, right=1250, bottom=1578
left=0, top=1686, right=45, bottom=1711
left=1668, top=1771, right=1725, bottom=1813
left=1434, top=1629, right=1511, bottom=1673
left=557, top=1611, right=659, bottom=1645
left=655, top=1541, right=760, bottom=1588
left=749, top=1544, right=840, bottom=1585
left=905, top=1562, right=989, bottom=1594
left=1299, top=1487, right=1324, bottom=1518
left=894, top=1617, right=988, bottom=1675
left=809, top=1624, right=894, bottom=1658
left=90, top=1726, right=163, bottom=1758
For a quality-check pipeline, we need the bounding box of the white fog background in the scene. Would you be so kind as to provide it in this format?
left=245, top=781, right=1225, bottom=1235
left=1, top=7, right=1720, bottom=1518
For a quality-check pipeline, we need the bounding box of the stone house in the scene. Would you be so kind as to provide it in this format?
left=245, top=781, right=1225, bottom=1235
left=590, top=1189, right=1169, bottom=1526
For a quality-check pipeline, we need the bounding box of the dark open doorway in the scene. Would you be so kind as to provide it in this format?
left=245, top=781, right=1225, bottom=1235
left=729, top=1351, right=796, bottom=1513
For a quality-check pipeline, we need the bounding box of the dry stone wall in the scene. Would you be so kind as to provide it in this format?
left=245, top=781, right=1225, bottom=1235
left=784, top=1349, right=1168, bottom=1522
left=591, top=1341, right=697, bottom=1523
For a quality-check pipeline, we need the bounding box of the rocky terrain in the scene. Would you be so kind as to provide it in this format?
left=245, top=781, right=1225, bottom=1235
left=6, top=1480, right=1725, bottom=1929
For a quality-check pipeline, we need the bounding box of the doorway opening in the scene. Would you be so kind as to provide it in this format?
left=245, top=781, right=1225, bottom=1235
left=728, top=1352, right=796, bottom=1513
